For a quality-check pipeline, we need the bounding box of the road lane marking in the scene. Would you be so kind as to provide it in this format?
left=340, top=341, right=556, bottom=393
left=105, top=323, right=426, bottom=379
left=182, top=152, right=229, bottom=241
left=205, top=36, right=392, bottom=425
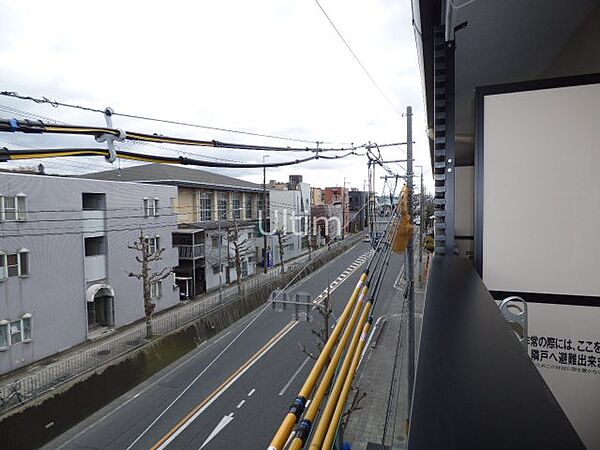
left=236, top=400, right=245, bottom=409
left=278, top=356, right=311, bottom=396
left=199, top=413, right=234, bottom=450
left=125, top=246, right=367, bottom=450
left=151, top=322, right=297, bottom=450
left=54, top=329, right=234, bottom=450
left=247, top=388, right=256, bottom=397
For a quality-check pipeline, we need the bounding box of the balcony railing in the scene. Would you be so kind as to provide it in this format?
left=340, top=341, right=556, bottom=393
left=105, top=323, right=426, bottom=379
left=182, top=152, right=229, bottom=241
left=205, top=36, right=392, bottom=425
left=175, top=244, right=205, bottom=259
left=408, top=256, right=584, bottom=449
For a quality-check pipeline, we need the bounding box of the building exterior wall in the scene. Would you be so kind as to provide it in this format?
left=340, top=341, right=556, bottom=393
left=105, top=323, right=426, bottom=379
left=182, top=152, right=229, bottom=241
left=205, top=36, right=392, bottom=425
left=0, top=173, right=178, bottom=375
left=176, top=187, right=196, bottom=224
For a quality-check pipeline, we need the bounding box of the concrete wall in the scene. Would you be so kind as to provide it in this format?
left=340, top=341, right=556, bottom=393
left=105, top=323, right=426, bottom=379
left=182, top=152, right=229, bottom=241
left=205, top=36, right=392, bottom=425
left=0, top=173, right=178, bottom=374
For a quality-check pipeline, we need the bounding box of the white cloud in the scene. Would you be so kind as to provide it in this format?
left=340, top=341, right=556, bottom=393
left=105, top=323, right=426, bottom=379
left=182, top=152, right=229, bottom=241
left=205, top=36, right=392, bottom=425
left=0, top=0, right=431, bottom=193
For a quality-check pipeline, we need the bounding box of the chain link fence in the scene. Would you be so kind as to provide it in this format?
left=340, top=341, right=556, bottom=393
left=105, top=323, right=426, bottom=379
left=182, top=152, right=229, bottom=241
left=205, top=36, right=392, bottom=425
left=0, top=234, right=363, bottom=414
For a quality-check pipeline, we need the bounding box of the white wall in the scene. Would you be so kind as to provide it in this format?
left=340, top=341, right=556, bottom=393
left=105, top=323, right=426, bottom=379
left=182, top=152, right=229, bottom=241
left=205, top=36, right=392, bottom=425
left=481, top=81, right=600, bottom=449
left=482, top=82, right=600, bottom=296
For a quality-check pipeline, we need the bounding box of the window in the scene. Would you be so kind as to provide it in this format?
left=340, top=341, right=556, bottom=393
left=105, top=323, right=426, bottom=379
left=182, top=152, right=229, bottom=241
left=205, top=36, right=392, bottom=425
left=9, top=320, right=22, bottom=345
left=218, top=193, right=228, bottom=220
left=150, top=281, right=162, bottom=299
left=146, top=236, right=160, bottom=255
left=18, top=250, right=28, bottom=276
left=82, top=193, right=106, bottom=210
left=233, top=194, right=241, bottom=219
left=198, top=192, right=212, bottom=221
left=0, top=321, right=8, bottom=349
left=0, top=251, right=29, bottom=278
left=22, top=315, right=31, bottom=341
left=245, top=197, right=253, bottom=219
left=212, top=264, right=221, bottom=275
left=84, top=236, right=105, bottom=256
left=7, top=254, right=18, bottom=277
left=211, top=235, right=220, bottom=247
left=1, top=194, right=27, bottom=221
left=144, top=197, right=159, bottom=217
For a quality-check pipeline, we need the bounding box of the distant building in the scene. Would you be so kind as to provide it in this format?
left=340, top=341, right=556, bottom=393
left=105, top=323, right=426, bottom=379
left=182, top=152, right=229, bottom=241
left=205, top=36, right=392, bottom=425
left=310, top=187, right=324, bottom=206
left=0, top=172, right=178, bottom=375
left=82, top=164, right=265, bottom=298
left=324, top=186, right=350, bottom=234
left=349, top=189, right=369, bottom=232
left=267, top=175, right=311, bottom=264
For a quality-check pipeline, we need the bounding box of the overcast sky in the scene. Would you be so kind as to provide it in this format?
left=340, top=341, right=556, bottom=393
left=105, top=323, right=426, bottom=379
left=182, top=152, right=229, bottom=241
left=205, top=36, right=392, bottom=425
left=0, top=0, right=430, bottom=194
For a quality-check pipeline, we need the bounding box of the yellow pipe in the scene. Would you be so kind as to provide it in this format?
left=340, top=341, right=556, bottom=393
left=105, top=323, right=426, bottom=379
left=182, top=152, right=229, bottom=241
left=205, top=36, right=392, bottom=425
left=323, top=319, right=372, bottom=449
left=268, top=272, right=368, bottom=450
left=308, top=302, right=372, bottom=449
left=287, top=284, right=370, bottom=450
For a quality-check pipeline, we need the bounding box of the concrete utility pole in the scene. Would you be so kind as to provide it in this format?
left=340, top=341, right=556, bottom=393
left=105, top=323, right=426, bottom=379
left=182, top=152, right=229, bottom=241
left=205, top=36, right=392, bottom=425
left=416, top=165, right=425, bottom=286
left=406, top=105, right=415, bottom=417
left=263, top=155, right=269, bottom=273
left=218, top=214, right=223, bottom=302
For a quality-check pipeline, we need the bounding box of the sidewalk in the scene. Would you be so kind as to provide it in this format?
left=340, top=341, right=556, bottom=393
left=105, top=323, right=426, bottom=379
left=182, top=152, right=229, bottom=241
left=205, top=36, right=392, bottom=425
left=343, top=252, right=428, bottom=450
left=0, top=234, right=361, bottom=415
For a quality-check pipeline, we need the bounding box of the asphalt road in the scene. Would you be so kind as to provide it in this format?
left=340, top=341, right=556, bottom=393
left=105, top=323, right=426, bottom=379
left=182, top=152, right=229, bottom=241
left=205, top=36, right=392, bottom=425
left=44, top=241, right=403, bottom=450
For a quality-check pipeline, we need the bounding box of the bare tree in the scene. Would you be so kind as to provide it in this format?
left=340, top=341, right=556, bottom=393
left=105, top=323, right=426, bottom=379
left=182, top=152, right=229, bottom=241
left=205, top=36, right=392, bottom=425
left=341, top=386, right=367, bottom=429
left=299, top=283, right=333, bottom=360
left=128, top=231, right=172, bottom=339
left=275, top=229, right=290, bottom=274
left=227, top=220, right=253, bottom=295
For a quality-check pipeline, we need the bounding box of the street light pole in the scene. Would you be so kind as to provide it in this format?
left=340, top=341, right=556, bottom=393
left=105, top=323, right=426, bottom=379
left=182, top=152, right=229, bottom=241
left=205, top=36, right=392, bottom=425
left=342, top=177, right=348, bottom=239
left=263, top=154, right=269, bottom=274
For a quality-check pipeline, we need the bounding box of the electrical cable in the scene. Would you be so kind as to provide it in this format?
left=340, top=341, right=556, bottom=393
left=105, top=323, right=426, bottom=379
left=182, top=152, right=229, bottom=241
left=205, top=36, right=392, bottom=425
left=0, top=91, right=352, bottom=146
left=313, top=0, right=401, bottom=115
left=0, top=146, right=359, bottom=168
left=0, top=118, right=359, bottom=153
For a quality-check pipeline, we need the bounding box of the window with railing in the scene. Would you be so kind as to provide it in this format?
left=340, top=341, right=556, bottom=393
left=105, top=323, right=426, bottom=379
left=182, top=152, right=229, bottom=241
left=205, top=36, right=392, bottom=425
left=218, top=193, right=228, bottom=220
left=245, top=196, right=253, bottom=219
left=233, top=194, right=241, bottom=220
left=198, top=191, right=212, bottom=221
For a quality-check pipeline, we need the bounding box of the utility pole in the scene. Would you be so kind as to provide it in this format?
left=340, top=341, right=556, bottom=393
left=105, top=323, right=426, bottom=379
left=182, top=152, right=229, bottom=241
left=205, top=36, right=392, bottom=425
left=276, top=229, right=286, bottom=274
left=342, top=177, right=348, bottom=240
left=418, top=166, right=425, bottom=286
left=406, top=105, right=415, bottom=418
left=263, top=154, right=269, bottom=273
left=218, top=213, right=223, bottom=302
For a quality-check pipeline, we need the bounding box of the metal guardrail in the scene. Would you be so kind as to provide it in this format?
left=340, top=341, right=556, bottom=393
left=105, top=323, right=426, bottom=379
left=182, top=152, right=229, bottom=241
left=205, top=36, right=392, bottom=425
left=0, top=234, right=363, bottom=414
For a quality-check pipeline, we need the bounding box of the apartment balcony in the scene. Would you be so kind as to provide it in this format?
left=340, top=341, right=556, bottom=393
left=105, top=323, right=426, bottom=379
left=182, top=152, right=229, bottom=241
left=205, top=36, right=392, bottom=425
left=84, top=255, right=107, bottom=282
left=408, top=256, right=584, bottom=450
left=175, top=244, right=205, bottom=260
left=82, top=209, right=105, bottom=234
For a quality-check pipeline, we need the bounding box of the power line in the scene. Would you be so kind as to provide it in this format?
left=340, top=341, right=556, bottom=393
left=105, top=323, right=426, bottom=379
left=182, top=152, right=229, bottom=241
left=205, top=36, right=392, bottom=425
left=313, top=0, right=401, bottom=115
left=0, top=146, right=359, bottom=168
left=0, top=91, right=352, bottom=146
left=0, top=117, right=359, bottom=153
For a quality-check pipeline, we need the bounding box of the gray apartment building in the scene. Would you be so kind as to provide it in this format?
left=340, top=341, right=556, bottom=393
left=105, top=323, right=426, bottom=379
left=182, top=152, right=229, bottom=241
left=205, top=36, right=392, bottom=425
left=83, top=164, right=265, bottom=298
left=0, top=172, right=178, bottom=375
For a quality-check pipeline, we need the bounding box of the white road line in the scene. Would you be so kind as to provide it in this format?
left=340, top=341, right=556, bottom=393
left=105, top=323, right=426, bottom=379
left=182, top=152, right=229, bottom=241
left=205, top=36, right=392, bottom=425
left=236, top=400, right=245, bottom=409
left=54, top=329, right=234, bottom=450
left=278, top=357, right=311, bottom=396
left=156, top=326, right=296, bottom=450
left=198, top=413, right=234, bottom=450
